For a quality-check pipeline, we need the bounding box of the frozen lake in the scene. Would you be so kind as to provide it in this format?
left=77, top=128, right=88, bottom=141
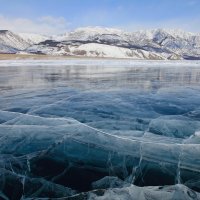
left=0, top=60, right=200, bottom=199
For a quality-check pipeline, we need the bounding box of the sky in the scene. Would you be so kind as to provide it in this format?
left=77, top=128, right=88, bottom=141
left=0, top=0, right=200, bottom=34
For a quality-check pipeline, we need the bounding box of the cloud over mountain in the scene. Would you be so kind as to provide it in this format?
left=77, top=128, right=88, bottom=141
left=0, top=15, right=70, bottom=35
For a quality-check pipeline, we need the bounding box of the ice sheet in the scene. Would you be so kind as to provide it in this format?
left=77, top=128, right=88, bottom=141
left=0, top=61, right=200, bottom=199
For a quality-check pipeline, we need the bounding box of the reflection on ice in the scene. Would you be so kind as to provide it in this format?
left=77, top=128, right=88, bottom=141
left=0, top=62, right=200, bottom=199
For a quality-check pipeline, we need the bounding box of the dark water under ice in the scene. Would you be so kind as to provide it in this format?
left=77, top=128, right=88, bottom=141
left=0, top=61, right=200, bottom=199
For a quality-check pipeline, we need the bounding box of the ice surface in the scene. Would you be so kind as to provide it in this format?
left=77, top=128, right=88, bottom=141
left=0, top=61, right=200, bottom=199
left=91, top=176, right=131, bottom=190
left=149, top=115, right=200, bottom=138
left=87, top=184, right=200, bottom=200
left=0, top=59, right=200, bottom=67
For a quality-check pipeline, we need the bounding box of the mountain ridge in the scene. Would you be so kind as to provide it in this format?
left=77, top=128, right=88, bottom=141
left=0, top=27, right=200, bottom=60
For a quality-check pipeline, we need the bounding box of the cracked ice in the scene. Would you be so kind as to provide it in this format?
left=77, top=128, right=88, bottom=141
left=0, top=60, right=200, bottom=200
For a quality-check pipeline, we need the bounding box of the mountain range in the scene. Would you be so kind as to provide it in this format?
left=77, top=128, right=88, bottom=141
left=0, top=27, right=200, bottom=60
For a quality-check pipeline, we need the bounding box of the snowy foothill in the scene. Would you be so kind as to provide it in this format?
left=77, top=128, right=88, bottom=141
left=1, top=27, right=200, bottom=59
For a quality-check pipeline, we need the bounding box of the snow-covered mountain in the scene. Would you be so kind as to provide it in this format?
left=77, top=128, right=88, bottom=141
left=19, top=33, right=50, bottom=45
left=1, top=27, right=200, bottom=59
left=58, top=27, right=125, bottom=41
left=0, top=30, right=30, bottom=53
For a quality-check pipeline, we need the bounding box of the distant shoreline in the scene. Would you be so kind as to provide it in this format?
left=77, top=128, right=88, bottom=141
left=0, top=53, right=100, bottom=60
left=0, top=53, right=145, bottom=60
left=0, top=53, right=190, bottom=61
left=1, top=54, right=200, bottom=62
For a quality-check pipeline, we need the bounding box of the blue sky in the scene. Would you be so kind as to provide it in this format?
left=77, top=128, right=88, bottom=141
left=0, top=0, right=200, bottom=34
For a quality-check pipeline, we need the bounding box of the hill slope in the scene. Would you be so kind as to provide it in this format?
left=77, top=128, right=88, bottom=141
left=1, top=27, right=200, bottom=59
left=0, top=30, right=31, bottom=53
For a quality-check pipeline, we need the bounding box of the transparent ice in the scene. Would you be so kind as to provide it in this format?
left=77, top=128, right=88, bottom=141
left=0, top=60, right=200, bottom=199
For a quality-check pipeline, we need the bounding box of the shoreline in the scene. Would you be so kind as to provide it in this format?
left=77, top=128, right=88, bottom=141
left=0, top=53, right=194, bottom=61
left=0, top=54, right=200, bottom=62
left=0, top=53, right=148, bottom=61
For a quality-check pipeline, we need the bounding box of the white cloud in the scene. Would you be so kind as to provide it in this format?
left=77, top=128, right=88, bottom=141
left=0, top=15, right=70, bottom=35
left=1, top=14, right=200, bottom=35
